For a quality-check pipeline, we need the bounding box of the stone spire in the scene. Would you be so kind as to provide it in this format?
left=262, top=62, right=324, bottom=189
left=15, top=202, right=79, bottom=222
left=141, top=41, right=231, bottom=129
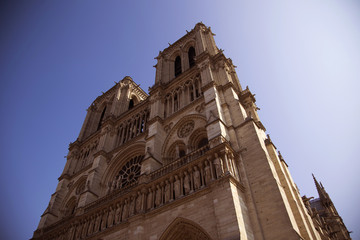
left=312, top=174, right=329, bottom=205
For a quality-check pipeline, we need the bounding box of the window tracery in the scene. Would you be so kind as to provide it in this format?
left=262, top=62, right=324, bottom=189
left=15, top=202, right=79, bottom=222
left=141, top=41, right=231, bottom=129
left=64, top=197, right=77, bottom=217
left=163, top=75, right=202, bottom=118
left=108, top=155, right=144, bottom=193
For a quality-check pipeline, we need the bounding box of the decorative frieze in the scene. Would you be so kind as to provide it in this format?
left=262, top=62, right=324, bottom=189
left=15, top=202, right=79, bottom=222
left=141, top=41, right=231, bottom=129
left=34, top=142, right=242, bottom=240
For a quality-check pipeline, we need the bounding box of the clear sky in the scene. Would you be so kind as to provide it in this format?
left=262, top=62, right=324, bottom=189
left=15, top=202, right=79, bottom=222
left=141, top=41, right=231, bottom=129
left=1, top=1, right=359, bottom=239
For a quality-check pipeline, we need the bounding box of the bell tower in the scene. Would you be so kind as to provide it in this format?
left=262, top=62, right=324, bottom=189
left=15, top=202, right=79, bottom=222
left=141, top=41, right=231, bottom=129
left=32, top=23, right=350, bottom=240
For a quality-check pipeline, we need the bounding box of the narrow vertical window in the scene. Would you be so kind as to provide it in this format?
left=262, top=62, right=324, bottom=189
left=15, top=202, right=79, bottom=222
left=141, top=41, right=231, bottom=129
left=128, top=99, right=134, bottom=110
left=175, top=56, right=182, bottom=77
left=97, top=107, right=106, bottom=130
left=174, top=93, right=178, bottom=112
left=188, top=47, right=196, bottom=67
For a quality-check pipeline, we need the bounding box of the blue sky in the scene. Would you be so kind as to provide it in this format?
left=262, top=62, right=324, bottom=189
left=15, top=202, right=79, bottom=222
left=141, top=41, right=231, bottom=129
left=1, top=1, right=359, bottom=239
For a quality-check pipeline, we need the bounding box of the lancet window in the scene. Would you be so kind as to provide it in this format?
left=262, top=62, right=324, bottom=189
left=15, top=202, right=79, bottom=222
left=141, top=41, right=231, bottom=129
left=163, top=75, right=202, bottom=118
left=174, top=56, right=182, bottom=77
left=64, top=197, right=77, bottom=217
left=97, top=107, right=107, bottom=130
left=188, top=46, right=196, bottom=68
left=116, top=109, right=149, bottom=147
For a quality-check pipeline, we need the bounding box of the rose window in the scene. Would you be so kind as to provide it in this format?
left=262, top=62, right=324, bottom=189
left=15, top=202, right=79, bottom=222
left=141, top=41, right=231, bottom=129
left=115, top=155, right=144, bottom=188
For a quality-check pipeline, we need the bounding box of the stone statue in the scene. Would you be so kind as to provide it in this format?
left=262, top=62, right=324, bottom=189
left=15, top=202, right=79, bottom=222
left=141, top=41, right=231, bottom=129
left=129, top=196, right=135, bottom=216
left=107, top=207, right=114, bottom=227
left=94, top=214, right=101, bottom=233
left=213, top=157, right=223, bottom=179
left=81, top=220, right=88, bottom=238
left=111, top=180, right=117, bottom=191
left=87, top=216, right=94, bottom=236
left=115, top=203, right=122, bottom=224
left=147, top=188, right=153, bottom=210
left=183, top=171, right=190, bottom=194
left=75, top=223, right=82, bottom=239
left=117, top=175, right=122, bottom=189
left=135, top=191, right=142, bottom=213
left=204, top=161, right=211, bottom=185
left=106, top=182, right=111, bottom=194
left=122, top=199, right=128, bottom=221
left=155, top=184, right=162, bottom=207
left=174, top=175, right=181, bottom=198
left=164, top=180, right=170, bottom=203
left=101, top=210, right=107, bottom=231
left=193, top=166, right=201, bottom=190
left=67, top=225, right=75, bottom=240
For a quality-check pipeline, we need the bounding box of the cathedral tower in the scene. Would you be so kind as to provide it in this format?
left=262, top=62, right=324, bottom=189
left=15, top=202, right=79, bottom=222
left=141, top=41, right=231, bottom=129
left=32, top=23, right=350, bottom=240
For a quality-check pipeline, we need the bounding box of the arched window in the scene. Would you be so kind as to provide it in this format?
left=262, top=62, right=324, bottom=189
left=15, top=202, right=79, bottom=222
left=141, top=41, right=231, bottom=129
left=188, top=47, right=196, bottom=67
left=175, top=56, right=182, bottom=77
left=115, top=155, right=144, bottom=189
left=128, top=99, right=134, bottom=110
left=97, top=107, right=106, bottom=130
left=197, top=138, right=209, bottom=149
left=64, top=197, right=77, bottom=217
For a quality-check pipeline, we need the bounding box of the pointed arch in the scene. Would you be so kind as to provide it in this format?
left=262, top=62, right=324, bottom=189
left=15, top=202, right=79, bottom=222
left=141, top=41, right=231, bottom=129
left=188, top=46, right=196, bottom=67
left=159, top=217, right=212, bottom=240
left=174, top=56, right=182, bottom=77
left=161, top=114, right=207, bottom=158
left=60, top=175, right=88, bottom=215
left=101, top=141, right=146, bottom=190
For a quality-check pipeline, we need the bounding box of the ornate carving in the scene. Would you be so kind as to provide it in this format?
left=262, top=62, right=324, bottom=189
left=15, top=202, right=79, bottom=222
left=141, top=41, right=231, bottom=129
left=164, top=122, right=173, bottom=133
left=113, top=155, right=144, bottom=190
left=177, top=120, right=195, bottom=138
left=195, top=103, right=205, bottom=113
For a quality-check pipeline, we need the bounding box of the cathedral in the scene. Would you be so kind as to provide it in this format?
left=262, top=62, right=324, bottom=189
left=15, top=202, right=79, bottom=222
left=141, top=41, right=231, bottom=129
left=32, top=23, right=351, bottom=240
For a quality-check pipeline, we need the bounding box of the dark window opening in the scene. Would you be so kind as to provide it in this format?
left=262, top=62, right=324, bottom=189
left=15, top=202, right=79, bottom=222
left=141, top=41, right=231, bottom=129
left=175, top=56, right=182, bottom=77
left=174, top=94, right=178, bottom=112
left=97, top=107, right=107, bottom=130
left=198, top=138, right=209, bottom=149
left=179, top=150, right=186, bottom=158
left=128, top=99, right=134, bottom=110
left=188, top=47, right=196, bottom=67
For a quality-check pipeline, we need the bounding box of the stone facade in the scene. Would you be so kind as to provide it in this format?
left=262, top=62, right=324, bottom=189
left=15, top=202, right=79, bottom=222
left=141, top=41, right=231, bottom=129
left=32, top=23, right=351, bottom=240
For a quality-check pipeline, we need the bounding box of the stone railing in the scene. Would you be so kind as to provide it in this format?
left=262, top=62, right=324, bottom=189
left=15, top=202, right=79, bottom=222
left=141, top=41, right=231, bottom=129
left=114, top=107, right=150, bottom=148
left=32, top=143, right=240, bottom=240
left=151, top=144, right=210, bottom=181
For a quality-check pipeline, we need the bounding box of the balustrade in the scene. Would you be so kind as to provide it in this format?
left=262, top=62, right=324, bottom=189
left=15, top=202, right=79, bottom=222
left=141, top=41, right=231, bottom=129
left=40, top=144, right=240, bottom=240
left=116, top=108, right=149, bottom=147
